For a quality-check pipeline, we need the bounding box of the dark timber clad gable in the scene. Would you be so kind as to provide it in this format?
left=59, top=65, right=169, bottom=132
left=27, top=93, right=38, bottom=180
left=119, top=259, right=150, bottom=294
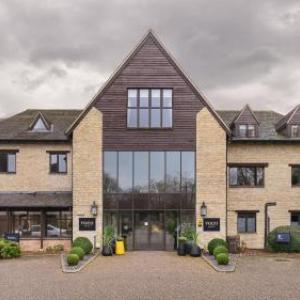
left=66, top=30, right=230, bottom=150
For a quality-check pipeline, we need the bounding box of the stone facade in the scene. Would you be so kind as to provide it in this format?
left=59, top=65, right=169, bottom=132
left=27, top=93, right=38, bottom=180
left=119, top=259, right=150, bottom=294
left=227, top=143, right=300, bottom=249
left=196, top=107, right=227, bottom=247
left=72, top=107, right=103, bottom=248
left=0, top=143, right=72, bottom=192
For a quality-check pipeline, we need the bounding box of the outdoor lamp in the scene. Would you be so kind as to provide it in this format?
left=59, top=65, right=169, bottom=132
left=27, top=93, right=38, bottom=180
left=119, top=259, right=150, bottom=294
left=91, top=201, right=98, bottom=217
left=200, top=202, right=207, bottom=218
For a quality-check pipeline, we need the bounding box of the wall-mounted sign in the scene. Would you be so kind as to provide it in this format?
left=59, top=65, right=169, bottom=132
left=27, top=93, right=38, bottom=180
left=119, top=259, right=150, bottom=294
left=276, top=232, right=290, bottom=244
left=203, top=218, right=220, bottom=232
left=4, top=233, right=20, bottom=242
left=79, top=218, right=96, bottom=231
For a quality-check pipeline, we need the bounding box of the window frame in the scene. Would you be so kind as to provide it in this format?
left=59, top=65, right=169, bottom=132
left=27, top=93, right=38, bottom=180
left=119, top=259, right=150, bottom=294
left=228, top=164, right=265, bottom=188
left=290, top=212, right=300, bottom=226
left=291, top=125, right=300, bottom=138
left=290, top=164, right=300, bottom=187
left=237, top=212, right=257, bottom=234
left=0, top=150, right=17, bottom=174
left=238, top=124, right=257, bottom=138
left=48, top=151, right=68, bottom=174
left=126, top=88, right=173, bottom=129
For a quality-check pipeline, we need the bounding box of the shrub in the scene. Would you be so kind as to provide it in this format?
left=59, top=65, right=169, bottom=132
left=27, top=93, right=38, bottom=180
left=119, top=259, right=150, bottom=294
left=213, top=245, right=229, bottom=258
left=69, top=247, right=84, bottom=260
left=267, top=225, right=300, bottom=252
left=67, top=254, right=79, bottom=266
left=73, top=237, right=93, bottom=255
left=216, top=253, right=229, bottom=265
left=0, top=242, right=21, bottom=259
left=208, top=238, right=228, bottom=255
left=53, top=244, right=64, bottom=252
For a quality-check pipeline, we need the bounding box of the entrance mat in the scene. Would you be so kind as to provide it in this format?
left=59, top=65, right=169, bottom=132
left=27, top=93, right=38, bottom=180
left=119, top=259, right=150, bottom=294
left=61, top=252, right=98, bottom=273
left=202, top=253, right=237, bottom=272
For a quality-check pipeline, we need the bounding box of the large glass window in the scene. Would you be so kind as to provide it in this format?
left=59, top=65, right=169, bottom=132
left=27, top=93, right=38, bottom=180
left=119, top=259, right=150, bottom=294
left=104, top=152, right=118, bottom=192
left=127, top=89, right=173, bottom=128
left=46, top=211, right=72, bottom=238
left=181, top=152, right=195, bottom=192
left=0, top=152, right=16, bottom=173
left=134, top=152, right=149, bottom=192
left=150, top=152, right=165, bottom=192
left=0, top=211, right=8, bottom=236
left=50, top=153, right=67, bottom=173
left=13, top=211, right=41, bottom=238
left=237, top=213, right=256, bottom=233
left=229, top=166, right=264, bottom=187
left=118, top=152, right=133, bottom=192
left=166, top=152, right=180, bottom=192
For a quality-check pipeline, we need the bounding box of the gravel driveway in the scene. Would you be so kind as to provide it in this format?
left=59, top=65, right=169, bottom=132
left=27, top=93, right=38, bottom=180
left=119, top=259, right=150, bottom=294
left=1, top=251, right=300, bottom=300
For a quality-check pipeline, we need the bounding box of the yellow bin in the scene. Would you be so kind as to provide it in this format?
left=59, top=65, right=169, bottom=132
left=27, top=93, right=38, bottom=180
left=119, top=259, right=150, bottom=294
left=115, top=240, right=125, bottom=255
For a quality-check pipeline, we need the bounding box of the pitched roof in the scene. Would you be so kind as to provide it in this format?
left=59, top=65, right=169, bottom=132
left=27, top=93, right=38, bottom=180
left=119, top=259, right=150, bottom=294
left=275, top=104, right=300, bottom=130
left=0, top=191, right=72, bottom=208
left=217, top=110, right=290, bottom=141
left=65, top=30, right=230, bottom=135
left=230, top=104, right=259, bottom=126
left=0, top=109, right=81, bottom=141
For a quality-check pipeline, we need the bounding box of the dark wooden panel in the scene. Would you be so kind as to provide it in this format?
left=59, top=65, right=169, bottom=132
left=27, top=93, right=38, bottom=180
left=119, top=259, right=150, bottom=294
left=95, top=36, right=204, bottom=150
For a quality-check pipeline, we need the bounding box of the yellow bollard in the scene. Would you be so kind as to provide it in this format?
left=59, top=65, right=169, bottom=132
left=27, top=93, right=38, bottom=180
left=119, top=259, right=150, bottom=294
left=115, top=240, right=125, bottom=255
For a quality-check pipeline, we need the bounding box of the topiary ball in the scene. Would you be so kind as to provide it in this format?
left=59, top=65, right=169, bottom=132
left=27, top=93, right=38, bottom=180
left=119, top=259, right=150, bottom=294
left=72, top=237, right=93, bottom=255
left=67, top=254, right=79, bottom=266
left=208, top=238, right=228, bottom=255
left=213, top=245, right=229, bottom=258
left=69, top=247, right=85, bottom=260
left=216, top=253, right=229, bottom=265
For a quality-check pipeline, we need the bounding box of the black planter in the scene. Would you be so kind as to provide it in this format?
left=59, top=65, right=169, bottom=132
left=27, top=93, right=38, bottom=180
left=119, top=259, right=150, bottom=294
left=190, top=245, right=201, bottom=257
left=177, top=242, right=187, bottom=256
left=185, top=240, right=193, bottom=255
left=102, top=245, right=113, bottom=256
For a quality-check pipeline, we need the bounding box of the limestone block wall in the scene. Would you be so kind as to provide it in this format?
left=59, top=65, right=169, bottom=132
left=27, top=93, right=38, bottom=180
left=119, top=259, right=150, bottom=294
left=227, top=143, right=300, bottom=249
left=0, top=143, right=72, bottom=192
left=72, top=107, right=103, bottom=248
left=196, top=107, right=227, bottom=247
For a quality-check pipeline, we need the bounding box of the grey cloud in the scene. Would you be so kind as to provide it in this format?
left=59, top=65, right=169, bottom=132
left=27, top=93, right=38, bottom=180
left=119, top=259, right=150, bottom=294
left=1, top=0, right=300, bottom=116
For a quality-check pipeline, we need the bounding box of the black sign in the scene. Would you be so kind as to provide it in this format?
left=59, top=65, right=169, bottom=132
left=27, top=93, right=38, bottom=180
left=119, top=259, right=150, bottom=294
left=4, top=233, right=20, bottom=242
left=203, top=218, right=220, bottom=231
left=276, top=232, right=290, bottom=244
left=79, top=218, right=96, bottom=231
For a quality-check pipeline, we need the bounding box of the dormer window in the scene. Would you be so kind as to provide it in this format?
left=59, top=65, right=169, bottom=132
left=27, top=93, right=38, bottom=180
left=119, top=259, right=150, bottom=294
left=291, top=125, right=300, bottom=138
left=29, top=112, right=51, bottom=132
left=238, top=124, right=256, bottom=138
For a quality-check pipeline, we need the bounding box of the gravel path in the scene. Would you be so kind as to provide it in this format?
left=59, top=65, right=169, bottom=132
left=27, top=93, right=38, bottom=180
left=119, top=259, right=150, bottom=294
left=1, top=252, right=300, bottom=300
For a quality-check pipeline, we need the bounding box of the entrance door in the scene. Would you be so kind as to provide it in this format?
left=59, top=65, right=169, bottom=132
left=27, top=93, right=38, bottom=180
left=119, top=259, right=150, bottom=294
left=134, top=212, right=164, bottom=250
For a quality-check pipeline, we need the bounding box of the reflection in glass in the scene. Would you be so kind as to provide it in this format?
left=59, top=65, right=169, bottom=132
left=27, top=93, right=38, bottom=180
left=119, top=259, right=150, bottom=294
left=150, top=109, right=160, bottom=127
left=7, top=154, right=16, bottom=173
left=134, top=152, right=149, bottom=192
left=162, top=109, right=172, bottom=127
left=139, top=109, right=149, bottom=127
left=151, top=89, right=160, bottom=107
left=140, top=89, right=149, bottom=107
left=127, top=109, right=137, bottom=127
left=104, top=151, right=118, bottom=192
left=118, top=152, right=133, bottom=192
left=128, top=89, right=137, bottom=107
left=181, top=152, right=195, bottom=192
left=163, top=89, right=172, bottom=107
left=166, top=152, right=180, bottom=192
left=0, top=211, right=8, bottom=236
left=150, top=152, right=164, bottom=192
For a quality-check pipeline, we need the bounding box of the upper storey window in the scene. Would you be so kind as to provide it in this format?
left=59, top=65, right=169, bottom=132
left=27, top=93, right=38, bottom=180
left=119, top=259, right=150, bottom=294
left=238, top=124, right=256, bottom=138
left=291, top=125, right=300, bottom=138
left=127, top=89, right=173, bottom=128
left=0, top=151, right=16, bottom=173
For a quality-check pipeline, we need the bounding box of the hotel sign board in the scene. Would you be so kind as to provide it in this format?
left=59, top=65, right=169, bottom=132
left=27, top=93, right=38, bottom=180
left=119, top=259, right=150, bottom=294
left=276, top=232, right=290, bottom=244
left=203, top=218, right=220, bottom=232
left=79, top=218, right=96, bottom=231
left=4, top=233, right=20, bottom=242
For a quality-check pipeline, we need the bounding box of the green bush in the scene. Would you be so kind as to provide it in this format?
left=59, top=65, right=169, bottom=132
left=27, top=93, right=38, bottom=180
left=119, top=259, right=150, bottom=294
left=216, top=253, right=229, bottom=265
left=213, top=245, right=229, bottom=258
left=0, top=242, right=21, bottom=259
left=69, top=247, right=84, bottom=260
left=267, top=225, right=300, bottom=252
left=73, top=237, right=93, bottom=255
left=208, top=238, right=228, bottom=255
left=67, top=254, right=79, bottom=266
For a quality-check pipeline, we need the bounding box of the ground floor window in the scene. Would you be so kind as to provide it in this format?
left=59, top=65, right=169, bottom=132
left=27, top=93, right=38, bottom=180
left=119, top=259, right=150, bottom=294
left=0, top=208, right=72, bottom=239
left=237, top=212, right=256, bottom=233
left=291, top=212, right=300, bottom=226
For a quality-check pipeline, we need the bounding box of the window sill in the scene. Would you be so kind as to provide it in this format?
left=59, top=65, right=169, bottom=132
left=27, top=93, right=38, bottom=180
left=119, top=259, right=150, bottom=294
left=0, top=172, right=16, bottom=175
left=229, top=186, right=264, bottom=189
left=126, top=128, right=173, bottom=131
left=237, top=232, right=257, bottom=235
left=49, top=173, right=68, bottom=175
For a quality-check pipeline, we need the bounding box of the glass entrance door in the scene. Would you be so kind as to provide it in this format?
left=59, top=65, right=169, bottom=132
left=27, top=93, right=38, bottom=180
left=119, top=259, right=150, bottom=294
left=134, top=212, right=164, bottom=250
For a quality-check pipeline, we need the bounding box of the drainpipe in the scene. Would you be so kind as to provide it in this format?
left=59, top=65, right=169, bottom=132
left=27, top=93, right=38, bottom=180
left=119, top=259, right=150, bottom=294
left=264, top=202, right=277, bottom=249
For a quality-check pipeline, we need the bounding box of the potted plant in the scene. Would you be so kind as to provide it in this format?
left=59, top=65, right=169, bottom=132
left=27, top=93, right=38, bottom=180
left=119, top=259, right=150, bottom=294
left=102, top=226, right=114, bottom=256
left=190, top=230, right=201, bottom=257
left=115, top=236, right=125, bottom=255
left=177, top=236, right=187, bottom=256
left=182, top=225, right=194, bottom=254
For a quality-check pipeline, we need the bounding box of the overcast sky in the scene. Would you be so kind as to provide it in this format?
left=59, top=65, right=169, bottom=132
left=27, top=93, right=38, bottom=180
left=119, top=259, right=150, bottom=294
left=0, top=0, right=300, bottom=117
